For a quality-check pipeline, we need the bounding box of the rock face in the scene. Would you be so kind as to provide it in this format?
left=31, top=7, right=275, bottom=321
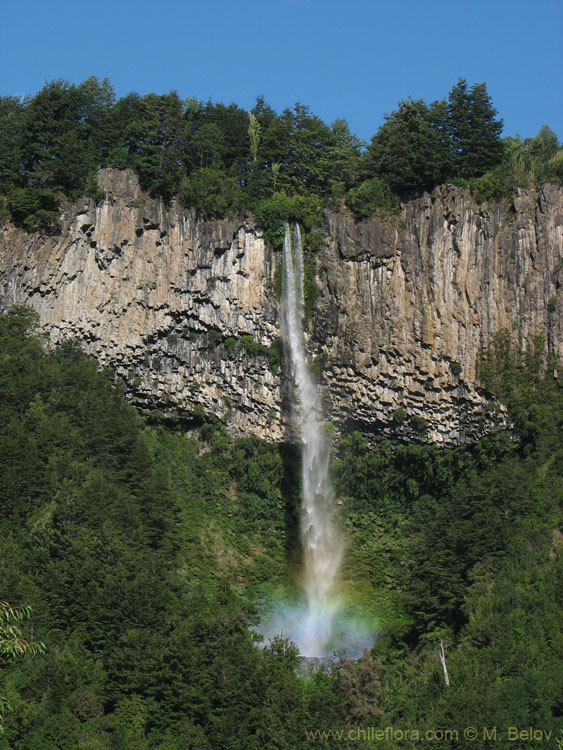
left=1, top=169, right=561, bottom=443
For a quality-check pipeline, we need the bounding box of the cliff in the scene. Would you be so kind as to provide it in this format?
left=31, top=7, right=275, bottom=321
left=1, top=169, right=561, bottom=443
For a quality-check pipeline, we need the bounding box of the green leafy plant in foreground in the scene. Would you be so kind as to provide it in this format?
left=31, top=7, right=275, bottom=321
left=0, top=602, right=45, bottom=733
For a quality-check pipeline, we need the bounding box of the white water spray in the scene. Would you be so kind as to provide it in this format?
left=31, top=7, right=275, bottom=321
left=281, top=222, right=344, bottom=657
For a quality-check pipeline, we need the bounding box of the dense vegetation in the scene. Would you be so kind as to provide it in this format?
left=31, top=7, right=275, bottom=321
left=1, top=308, right=561, bottom=748
left=0, top=77, right=561, bottom=232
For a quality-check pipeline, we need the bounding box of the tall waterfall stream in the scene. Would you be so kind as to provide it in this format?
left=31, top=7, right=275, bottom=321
left=281, top=222, right=344, bottom=657
left=256, top=222, right=376, bottom=660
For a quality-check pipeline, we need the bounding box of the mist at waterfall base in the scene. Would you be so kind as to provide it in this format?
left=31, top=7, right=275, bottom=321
left=255, top=223, right=377, bottom=660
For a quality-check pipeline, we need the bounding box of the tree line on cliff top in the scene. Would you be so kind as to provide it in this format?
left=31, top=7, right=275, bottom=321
left=0, top=76, right=561, bottom=231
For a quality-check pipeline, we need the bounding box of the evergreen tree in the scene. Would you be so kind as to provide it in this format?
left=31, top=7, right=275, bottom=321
left=118, top=91, right=185, bottom=200
left=0, top=97, right=25, bottom=195
left=526, top=124, right=559, bottom=162
left=367, top=98, right=450, bottom=199
left=446, top=78, right=504, bottom=178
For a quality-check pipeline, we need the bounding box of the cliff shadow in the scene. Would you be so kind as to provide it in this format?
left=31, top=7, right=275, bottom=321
left=278, top=361, right=304, bottom=568
left=280, top=441, right=302, bottom=568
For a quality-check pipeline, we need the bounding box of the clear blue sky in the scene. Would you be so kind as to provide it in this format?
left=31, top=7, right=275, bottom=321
left=1, top=0, right=561, bottom=143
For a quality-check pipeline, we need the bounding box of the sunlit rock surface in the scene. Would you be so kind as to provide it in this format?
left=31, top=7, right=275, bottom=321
left=1, top=169, right=561, bottom=443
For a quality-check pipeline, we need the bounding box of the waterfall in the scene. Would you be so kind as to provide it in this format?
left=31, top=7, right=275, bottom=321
left=281, top=221, right=344, bottom=658
left=254, top=221, right=376, bottom=661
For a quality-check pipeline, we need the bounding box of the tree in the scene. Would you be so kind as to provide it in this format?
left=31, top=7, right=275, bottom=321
left=72, top=76, right=117, bottom=168
left=0, top=602, right=45, bottom=732
left=187, top=122, right=225, bottom=169
left=368, top=98, right=450, bottom=199
left=0, top=96, right=25, bottom=195
left=248, top=113, right=260, bottom=163
left=118, top=91, right=185, bottom=200
left=179, top=167, right=241, bottom=217
left=446, top=78, right=504, bottom=178
left=203, top=100, right=249, bottom=171
left=526, top=124, right=559, bottom=162
left=317, top=118, right=364, bottom=200
left=285, top=103, right=333, bottom=193
left=3, top=78, right=117, bottom=229
left=20, top=79, right=107, bottom=196
left=243, top=96, right=287, bottom=199
left=339, top=649, right=384, bottom=722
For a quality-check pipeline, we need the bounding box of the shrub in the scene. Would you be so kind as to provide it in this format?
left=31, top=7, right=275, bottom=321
left=392, top=407, right=407, bottom=423
left=204, top=330, right=222, bottom=350
left=8, top=187, right=61, bottom=233
left=179, top=168, right=242, bottom=218
left=306, top=229, right=324, bottom=253
left=410, top=414, right=429, bottom=434
left=267, top=338, right=283, bottom=372
left=345, top=178, right=397, bottom=219
left=239, top=334, right=263, bottom=355
left=84, top=174, right=106, bottom=203
left=253, top=192, right=322, bottom=249
left=470, top=171, right=512, bottom=203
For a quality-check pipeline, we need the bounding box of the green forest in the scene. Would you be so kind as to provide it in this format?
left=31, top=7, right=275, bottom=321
left=0, top=77, right=562, bottom=233
left=0, top=302, right=562, bottom=749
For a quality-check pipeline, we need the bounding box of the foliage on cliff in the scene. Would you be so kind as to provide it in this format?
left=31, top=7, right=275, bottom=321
left=0, top=77, right=561, bottom=231
left=0, top=308, right=561, bottom=747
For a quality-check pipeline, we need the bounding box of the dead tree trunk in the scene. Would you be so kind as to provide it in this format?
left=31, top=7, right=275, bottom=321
left=440, top=639, right=450, bottom=686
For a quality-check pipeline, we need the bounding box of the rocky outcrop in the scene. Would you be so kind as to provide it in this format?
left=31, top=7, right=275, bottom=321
left=315, top=183, right=562, bottom=441
left=1, top=169, right=561, bottom=443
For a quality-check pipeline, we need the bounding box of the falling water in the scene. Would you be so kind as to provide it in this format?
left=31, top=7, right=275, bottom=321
left=255, top=222, right=377, bottom=660
left=281, top=222, right=344, bottom=657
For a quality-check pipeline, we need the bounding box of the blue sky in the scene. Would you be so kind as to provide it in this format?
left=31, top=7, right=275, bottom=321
left=1, top=0, right=561, bottom=143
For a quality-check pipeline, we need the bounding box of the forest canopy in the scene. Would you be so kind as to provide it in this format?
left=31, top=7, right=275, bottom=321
left=0, top=308, right=561, bottom=748
left=0, top=76, right=561, bottom=231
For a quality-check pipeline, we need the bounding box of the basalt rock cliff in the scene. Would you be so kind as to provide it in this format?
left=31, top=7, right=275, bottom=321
left=1, top=169, right=561, bottom=443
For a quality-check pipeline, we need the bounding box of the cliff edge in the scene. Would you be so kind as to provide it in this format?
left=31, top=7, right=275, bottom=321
left=1, top=169, right=561, bottom=442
